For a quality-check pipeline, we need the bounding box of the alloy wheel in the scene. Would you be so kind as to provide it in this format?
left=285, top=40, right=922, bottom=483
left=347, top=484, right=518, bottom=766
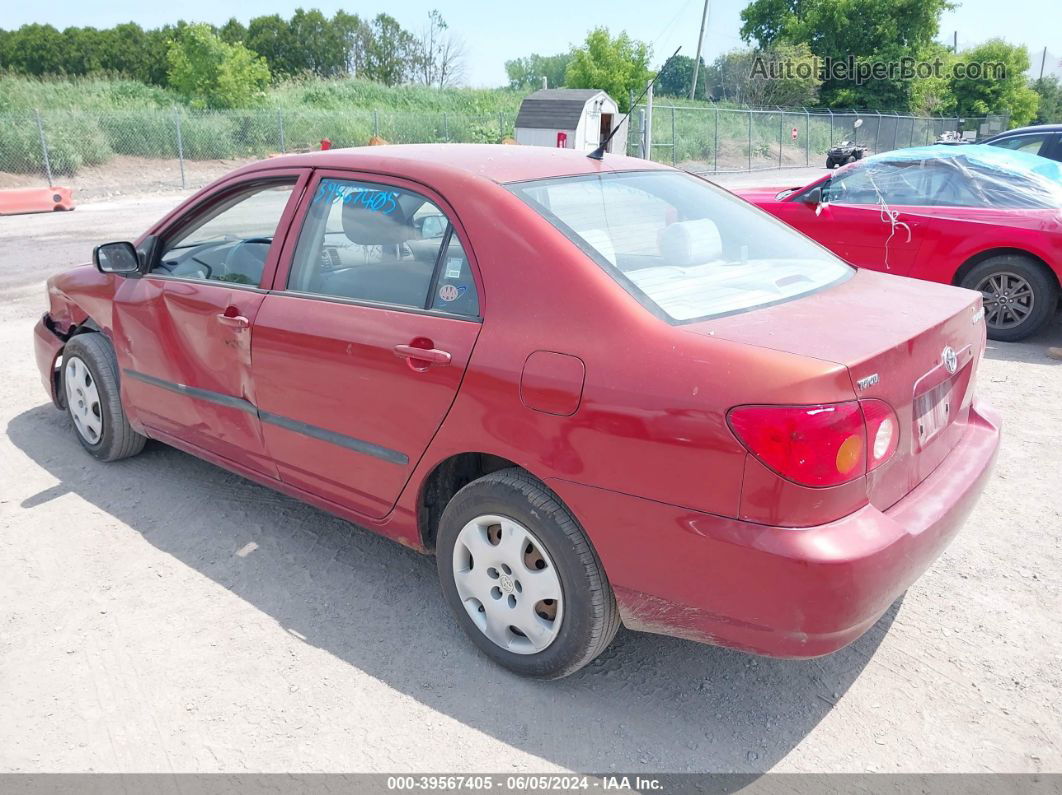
left=977, top=271, right=1034, bottom=331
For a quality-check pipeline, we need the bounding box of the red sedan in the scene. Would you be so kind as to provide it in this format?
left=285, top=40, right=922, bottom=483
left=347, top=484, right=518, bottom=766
left=735, top=145, right=1062, bottom=341
left=34, top=144, right=999, bottom=678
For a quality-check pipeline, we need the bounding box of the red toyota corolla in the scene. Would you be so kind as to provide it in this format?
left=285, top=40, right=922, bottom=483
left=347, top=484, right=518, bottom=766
left=34, top=144, right=1000, bottom=678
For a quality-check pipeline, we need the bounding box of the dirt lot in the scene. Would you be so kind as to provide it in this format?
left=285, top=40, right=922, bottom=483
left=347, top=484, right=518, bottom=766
left=1, top=178, right=1060, bottom=774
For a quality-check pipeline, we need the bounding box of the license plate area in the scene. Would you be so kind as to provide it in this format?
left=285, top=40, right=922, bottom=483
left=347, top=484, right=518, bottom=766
left=914, top=377, right=954, bottom=447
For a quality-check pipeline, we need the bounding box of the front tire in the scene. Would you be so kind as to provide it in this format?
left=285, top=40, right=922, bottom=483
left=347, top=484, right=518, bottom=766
left=436, top=469, right=619, bottom=679
left=62, top=333, right=146, bottom=461
left=960, top=255, right=1058, bottom=342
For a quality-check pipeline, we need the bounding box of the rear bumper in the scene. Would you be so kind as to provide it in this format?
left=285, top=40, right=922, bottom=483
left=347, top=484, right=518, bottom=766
left=549, top=399, right=1001, bottom=658
left=33, top=314, right=65, bottom=408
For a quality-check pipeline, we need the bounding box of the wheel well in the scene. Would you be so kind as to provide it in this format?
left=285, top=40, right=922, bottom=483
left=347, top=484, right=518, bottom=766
left=953, top=248, right=1059, bottom=292
left=418, top=453, right=522, bottom=552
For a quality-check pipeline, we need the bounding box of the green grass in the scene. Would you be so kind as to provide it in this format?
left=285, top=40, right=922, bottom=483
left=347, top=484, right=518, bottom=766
left=0, top=74, right=526, bottom=175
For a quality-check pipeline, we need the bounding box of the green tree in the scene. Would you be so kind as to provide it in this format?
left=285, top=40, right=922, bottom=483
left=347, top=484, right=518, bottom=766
left=246, top=14, right=298, bottom=78
left=218, top=18, right=248, bottom=46
left=1032, top=75, right=1062, bottom=123
left=332, top=11, right=366, bottom=75
left=706, top=44, right=819, bottom=106
left=361, top=13, right=417, bottom=86
left=565, top=28, right=651, bottom=112
left=655, top=54, right=706, bottom=98
left=949, top=40, right=1039, bottom=126
left=288, top=8, right=348, bottom=77
left=505, top=52, right=571, bottom=90
left=166, top=23, right=270, bottom=109
left=1, top=23, right=66, bottom=75
left=739, top=0, right=952, bottom=109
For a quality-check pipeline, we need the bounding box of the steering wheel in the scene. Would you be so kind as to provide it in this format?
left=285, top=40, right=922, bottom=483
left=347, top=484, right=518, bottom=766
left=223, top=236, right=272, bottom=275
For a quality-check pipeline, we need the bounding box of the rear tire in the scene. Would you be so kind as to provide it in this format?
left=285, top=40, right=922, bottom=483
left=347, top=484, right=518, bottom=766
left=62, top=333, right=146, bottom=461
left=825, top=157, right=836, bottom=169
left=960, top=255, right=1058, bottom=342
left=436, top=468, right=620, bottom=679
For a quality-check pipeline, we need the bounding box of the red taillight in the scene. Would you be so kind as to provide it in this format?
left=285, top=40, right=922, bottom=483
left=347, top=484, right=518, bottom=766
left=728, top=400, right=898, bottom=488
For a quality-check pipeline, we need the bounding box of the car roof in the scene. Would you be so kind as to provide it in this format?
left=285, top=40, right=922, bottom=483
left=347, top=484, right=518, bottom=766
left=239, top=143, right=672, bottom=185
left=983, top=124, right=1062, bottom=141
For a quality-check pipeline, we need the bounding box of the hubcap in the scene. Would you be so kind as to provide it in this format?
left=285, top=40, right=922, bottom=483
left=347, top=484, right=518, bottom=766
left=64, top=356, right=103, bottom=444
left=451, top=515, right=563, bottom=654
left=976, top=271, right=1034, bottom=330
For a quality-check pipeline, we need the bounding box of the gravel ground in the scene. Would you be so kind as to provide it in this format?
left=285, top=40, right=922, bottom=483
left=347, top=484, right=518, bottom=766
left=1, top=174, right=1060, bottom=774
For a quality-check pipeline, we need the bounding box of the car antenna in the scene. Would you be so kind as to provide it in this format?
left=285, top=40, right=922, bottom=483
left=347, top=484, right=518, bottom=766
left=587, top=46, right=682, bottom=161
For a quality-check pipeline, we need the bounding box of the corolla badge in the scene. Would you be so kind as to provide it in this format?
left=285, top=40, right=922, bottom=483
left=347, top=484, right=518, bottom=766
left=941, top=346, right=958, bottom=375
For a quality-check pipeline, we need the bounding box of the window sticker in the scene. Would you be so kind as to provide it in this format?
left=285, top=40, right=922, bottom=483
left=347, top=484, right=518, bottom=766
left=312, top=181, right=398, bottom=214
left=444, top=257, right=464, bottom=279
left=438, top=284, right=467, bottom=302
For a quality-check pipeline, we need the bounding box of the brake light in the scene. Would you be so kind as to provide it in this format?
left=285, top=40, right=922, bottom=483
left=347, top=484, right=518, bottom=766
left=728, top=400, right=898, bottom=488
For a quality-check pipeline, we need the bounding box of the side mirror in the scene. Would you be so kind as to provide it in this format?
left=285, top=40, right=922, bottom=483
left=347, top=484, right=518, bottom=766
left=93, top=241, right=141, bottom=275
left=804, top=186, right=822, bottom=205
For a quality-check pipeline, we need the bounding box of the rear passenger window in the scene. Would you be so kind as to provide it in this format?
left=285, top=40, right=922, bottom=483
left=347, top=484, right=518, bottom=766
left=431, top=231, right=479, bottom=316
left=287, top=178, right=479, bottom=316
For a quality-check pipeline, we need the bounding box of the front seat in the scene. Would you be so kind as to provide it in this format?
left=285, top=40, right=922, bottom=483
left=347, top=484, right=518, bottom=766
left=318, top=192, right=435, bottom=307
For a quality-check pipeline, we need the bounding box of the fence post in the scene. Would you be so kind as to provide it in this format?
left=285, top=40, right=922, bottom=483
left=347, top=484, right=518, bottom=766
left=827, top=109, right=834, bottom=148
left=373, top=110, right=379, bottom=138
left=498, top=112, right=505, bottom=141
left=909, top=116, right=915, bottom=148
left=173, top=108, right=186, bottom=190
left=671, top=105, right=676, bottom=166
left=747, top=110, right=752, bottom=171
left=443, top=113, right=449, bottom=142
left=804, top=108, right=810, bottom=166
left=34, top=109, right=53, bottom=188
left=277, top=109, right=286, bottom=153
left=638, top=110, right=646, bottom=158
left=644, top=83, right=654, bottom=161
left=778, top=109, right=784, bottom=168
left=714, top=105, right=719, bottom=173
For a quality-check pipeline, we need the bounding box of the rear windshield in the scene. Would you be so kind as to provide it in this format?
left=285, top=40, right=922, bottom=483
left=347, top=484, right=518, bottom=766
left=508, top=171, right=851, bottom=322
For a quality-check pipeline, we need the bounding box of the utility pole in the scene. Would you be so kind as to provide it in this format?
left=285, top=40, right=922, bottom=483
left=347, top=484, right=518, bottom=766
left=953, top=31, right=958, bottom=53
left=1040, top=46, right=1048, bottom=80
left=690, top=0, right=710, bottom=100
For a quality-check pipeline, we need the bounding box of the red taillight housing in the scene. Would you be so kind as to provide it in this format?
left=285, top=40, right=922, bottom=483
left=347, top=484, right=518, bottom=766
left=728, top=400, right=899, bottom=488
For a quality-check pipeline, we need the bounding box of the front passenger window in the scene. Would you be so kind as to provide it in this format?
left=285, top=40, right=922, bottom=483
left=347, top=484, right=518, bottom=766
left=157, top=182, right=295, bottom=286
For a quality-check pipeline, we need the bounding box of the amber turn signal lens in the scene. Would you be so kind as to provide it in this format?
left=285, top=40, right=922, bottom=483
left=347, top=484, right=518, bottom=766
left=835, top=434, right=864, bottom=475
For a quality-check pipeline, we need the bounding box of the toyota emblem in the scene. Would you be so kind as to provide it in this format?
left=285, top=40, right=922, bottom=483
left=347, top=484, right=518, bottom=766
left=941, top=346, right=958, bottom=375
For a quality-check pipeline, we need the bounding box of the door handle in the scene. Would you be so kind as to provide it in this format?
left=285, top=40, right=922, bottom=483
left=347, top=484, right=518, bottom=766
left=393, top=344, right=451, bottom=366
left=216, top=312, right=249, bottom=328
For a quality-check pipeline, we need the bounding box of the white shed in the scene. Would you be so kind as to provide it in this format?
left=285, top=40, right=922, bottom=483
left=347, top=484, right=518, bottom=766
left=514, top=89, right=628, bottom=154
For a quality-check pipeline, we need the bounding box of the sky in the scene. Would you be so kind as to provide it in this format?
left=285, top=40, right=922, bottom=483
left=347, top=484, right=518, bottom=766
left=3, top=0, right=1058, bottom=86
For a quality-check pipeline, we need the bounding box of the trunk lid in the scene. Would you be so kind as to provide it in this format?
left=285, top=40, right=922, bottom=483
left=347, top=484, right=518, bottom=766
left=686, top=268, right=986, bottom=510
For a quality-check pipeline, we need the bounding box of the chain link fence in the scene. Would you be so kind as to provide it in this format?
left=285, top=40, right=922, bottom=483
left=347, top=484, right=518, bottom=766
left=627, top=102, right=1009, bottom=172
left=0, top=104, right=1010, bottom=200
left=0, top=108, right=518, bottom=199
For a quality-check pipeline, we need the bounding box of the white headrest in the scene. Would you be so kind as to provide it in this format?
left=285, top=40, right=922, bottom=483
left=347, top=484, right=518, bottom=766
left=659, top=219, right=722, bottom=266
left=578, top=228, right=617, bottom=266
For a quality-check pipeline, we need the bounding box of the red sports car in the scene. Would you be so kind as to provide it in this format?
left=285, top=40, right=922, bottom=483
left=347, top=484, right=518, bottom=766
left=34, top=144, right=999, bottom=678
left=735, top=145, right=1062, bottom=341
